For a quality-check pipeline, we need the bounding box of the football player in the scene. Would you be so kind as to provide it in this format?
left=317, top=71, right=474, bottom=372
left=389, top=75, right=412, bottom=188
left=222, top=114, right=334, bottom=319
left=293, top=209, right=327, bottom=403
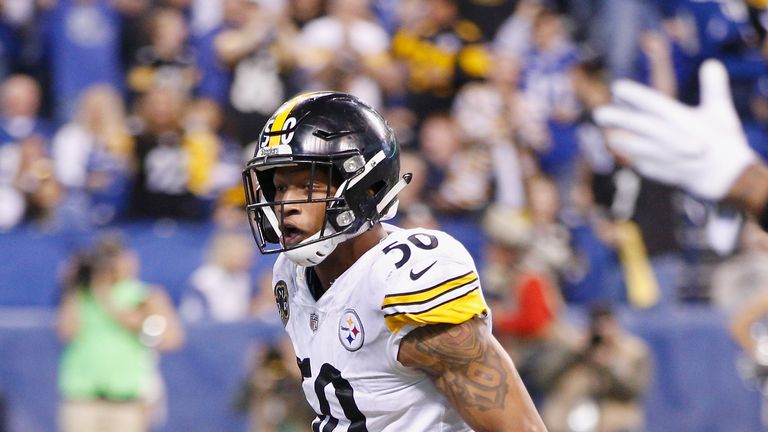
left=594, top=60, right=768, bottom=232
left=242, top=92, right=546, bottom=431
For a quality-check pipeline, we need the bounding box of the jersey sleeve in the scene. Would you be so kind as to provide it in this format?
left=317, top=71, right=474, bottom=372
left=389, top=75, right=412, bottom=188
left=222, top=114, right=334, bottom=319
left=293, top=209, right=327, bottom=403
left=380, top=230, right=489, bottom=333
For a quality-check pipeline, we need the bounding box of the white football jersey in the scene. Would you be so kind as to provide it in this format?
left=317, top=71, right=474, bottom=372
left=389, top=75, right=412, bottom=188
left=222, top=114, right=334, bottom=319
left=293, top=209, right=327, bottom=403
left=271, top=225, right=490, bottom=432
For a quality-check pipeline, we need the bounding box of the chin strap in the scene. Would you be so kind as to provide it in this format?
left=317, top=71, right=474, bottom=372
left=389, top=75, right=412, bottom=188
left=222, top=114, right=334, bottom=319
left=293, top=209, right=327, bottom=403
left=284, top=223, right=369, bottom=267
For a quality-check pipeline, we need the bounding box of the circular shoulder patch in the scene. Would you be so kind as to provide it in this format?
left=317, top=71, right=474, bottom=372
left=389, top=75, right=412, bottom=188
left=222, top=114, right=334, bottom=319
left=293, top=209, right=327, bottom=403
left=274, top=280, right=290, bottom=326
left=338, top=309, right=365, bottom=351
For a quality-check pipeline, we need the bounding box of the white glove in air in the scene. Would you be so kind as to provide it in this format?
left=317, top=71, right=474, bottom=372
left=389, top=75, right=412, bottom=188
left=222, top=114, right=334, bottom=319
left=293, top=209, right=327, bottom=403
left=594, top=60, right=757, bottom=201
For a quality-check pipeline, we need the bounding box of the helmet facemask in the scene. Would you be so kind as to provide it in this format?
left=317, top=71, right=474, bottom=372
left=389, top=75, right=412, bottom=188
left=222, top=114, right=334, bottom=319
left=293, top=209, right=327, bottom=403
left=244, top=149, right=409, bottom=266
left=244, top=157, right=350, bottom=264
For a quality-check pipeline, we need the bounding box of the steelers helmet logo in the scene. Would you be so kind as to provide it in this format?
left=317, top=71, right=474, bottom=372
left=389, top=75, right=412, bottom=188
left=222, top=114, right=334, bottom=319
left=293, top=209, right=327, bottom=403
left=338, top=309, right=365, bottom=352
left=274, top=280, right=289, bottom=326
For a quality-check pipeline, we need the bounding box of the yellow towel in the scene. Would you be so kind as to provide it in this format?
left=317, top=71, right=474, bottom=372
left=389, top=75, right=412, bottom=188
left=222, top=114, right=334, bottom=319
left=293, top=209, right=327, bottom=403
left=616, top=220, right=659, bottom=308
left=183, top=131, right=218, bottom=196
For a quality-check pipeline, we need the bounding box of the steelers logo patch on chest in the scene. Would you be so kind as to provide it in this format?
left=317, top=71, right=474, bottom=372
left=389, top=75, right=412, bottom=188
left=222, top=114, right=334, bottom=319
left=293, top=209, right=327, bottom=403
left=338, top=309, right=365, bottom=351
left=274, top=280, right=289, bottom=326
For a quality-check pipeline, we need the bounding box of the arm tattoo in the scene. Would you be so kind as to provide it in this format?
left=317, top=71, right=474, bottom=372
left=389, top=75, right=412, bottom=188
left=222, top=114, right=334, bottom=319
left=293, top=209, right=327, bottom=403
left=402, top=319, right=508, bottom=412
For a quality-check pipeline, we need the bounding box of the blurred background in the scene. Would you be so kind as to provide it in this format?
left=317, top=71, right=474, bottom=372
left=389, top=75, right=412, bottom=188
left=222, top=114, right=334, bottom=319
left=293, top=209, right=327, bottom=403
left=3, top=0, right=768, bottom=431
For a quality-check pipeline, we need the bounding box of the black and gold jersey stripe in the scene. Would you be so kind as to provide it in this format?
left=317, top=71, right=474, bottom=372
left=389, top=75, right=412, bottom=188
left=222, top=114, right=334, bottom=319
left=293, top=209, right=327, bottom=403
left=382, top=271, right=478, bottom=308
left=382, top=271, right=486, bottom=332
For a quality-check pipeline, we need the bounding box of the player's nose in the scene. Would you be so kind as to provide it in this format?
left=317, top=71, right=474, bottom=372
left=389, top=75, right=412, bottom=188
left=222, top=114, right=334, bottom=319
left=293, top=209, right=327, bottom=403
left=277, top=186, right=304, bottom=216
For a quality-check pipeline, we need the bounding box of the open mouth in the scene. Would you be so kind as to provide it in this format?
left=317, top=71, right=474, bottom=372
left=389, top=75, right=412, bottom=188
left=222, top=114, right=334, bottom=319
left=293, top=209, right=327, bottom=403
left=281, top=222, right=305, bottom=247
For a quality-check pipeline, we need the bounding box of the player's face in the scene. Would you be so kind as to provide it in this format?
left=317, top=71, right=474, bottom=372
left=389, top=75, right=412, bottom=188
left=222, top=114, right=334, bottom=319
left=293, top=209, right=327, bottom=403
left=272, top=165, right=336, bottom=247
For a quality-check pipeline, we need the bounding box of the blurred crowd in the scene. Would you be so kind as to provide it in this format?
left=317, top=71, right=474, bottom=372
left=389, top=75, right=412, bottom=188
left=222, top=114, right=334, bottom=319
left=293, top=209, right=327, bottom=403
left=5, top=0, right=768, bottom=430
left=3, top=0, right=768, bottom=301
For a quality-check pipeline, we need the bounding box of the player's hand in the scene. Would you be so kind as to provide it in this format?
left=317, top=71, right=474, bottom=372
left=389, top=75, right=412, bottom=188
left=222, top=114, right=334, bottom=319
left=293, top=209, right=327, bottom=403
left=594, top=59, right=757, bottom=201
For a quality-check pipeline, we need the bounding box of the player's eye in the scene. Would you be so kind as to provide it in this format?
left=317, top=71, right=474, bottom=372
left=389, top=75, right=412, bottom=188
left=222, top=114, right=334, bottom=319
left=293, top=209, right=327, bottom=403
left=306, top=181, right=327, bottom=191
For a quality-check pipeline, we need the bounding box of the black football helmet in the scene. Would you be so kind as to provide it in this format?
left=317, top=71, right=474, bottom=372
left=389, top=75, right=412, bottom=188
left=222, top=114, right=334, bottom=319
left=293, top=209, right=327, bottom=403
left=242, top=91, right=410, bottom=266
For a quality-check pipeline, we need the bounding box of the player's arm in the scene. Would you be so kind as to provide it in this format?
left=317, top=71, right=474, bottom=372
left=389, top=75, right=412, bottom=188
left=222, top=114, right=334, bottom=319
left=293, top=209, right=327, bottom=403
left=725, top=163, right=768, bottom=223
left=398, top=317, right=547, bottom=432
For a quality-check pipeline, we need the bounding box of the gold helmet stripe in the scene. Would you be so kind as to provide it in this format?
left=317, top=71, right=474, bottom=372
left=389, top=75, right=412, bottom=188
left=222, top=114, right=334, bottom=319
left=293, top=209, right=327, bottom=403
left=267, top=91, right=332, bottom=147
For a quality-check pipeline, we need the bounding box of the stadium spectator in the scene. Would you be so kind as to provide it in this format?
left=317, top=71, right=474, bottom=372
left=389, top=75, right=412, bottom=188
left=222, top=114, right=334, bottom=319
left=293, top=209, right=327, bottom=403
left=181, top=97, right=242, bottom=198
left=637, top=29, right=677, bottom=98
left=0, top=74, right=52, bottom=229
left=391, top=0, right=491, bottom=123
left=494, top=0, right=540, bottom=59
left=210, top=187, right=250, bottom=230
left=180, top=231, right=258, bottom=322
left=56, top=234, right=184, bottom=432
left=541, top=304, right=652, bottom=432
left=559, top=59, right=626, bottom=304
left=559, top=170, right=626, bottom=304
left=214, top=0, right=294, bottom=147
left=589, top=0, right=665, bottom=81
left=525, top=175, right=574, bottom=276
left=450, top=51, right=537, bottom=210
left=573, top=54, right=685, bottom=308
left=294, top=0, right=397, bottom=107
left=126, top=7, right=199, bottom=101
left=51, top=84, right=134, bottom=226
left=14, top=134, right=62, bottom=229
left=415, top=112, right=483, bottom=213
left=0, top=74, right=51, bottom=144
left=603, top=157, right=683, bottom=309
left=670, top=0, right=763, bottom=110
left=517, top=7, right=582, bottom=206
left=127, top=85, right=207, bottom=220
